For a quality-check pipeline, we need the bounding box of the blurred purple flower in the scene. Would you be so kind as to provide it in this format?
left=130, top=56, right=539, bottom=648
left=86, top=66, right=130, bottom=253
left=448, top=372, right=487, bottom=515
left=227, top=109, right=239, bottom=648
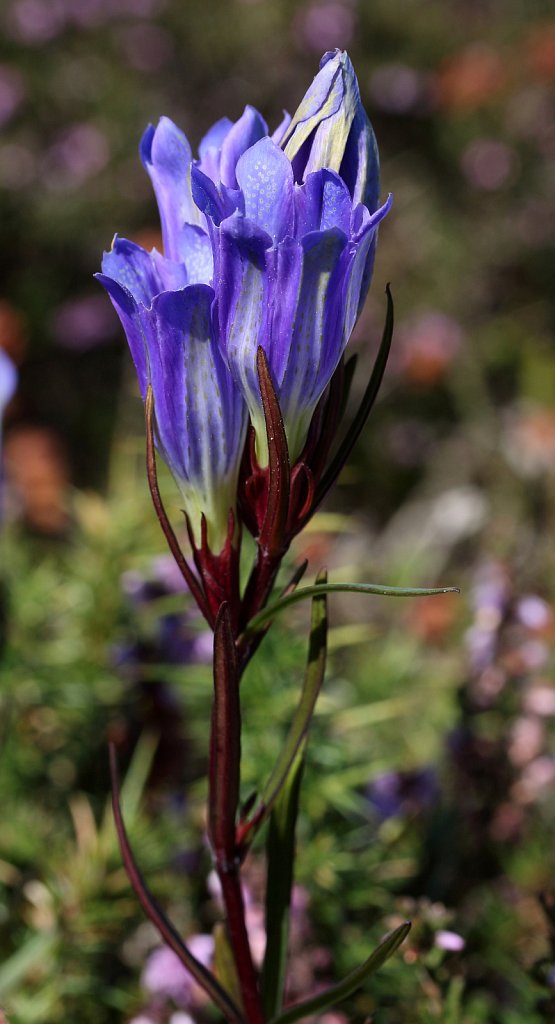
left=0, top=65, right=25, bottom=126
left=368, top=767, right=438, bottom=821
left=295, top=2, right=356, bottom=53
left=369, top=63, right=437, bottom=115
left=461, top=138, right=517, bottom=190
left=8, top=0, right=66, bottom=43
left=44, top=123, right=109, bottom=191
left=51, top=294, right=117, bottom=351
left=117, top=24, right=174, bottom=73
left=516, top=595, right=552, bottom=631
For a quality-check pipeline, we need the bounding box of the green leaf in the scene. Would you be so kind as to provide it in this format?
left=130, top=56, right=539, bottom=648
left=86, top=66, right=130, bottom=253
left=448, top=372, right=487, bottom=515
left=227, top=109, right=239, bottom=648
left=243, top=581, right=459, bottom=636
left=268, top=921, right=411, bottom=1024
left=241, top=571, right=328, bottom=848
left=259, top=574, right=328, bottom=1019
left=261, top=746, right=306, bottom=1020
left=213, top=922, right=243, bottom=1010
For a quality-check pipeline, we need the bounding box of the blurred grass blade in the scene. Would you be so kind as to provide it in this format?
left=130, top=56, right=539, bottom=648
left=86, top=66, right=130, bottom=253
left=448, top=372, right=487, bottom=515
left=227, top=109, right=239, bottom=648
left=315, top=284, right=394, bottom=508
left=0, top=932, right=56, bottom=998
left=261, top=743, right=306, bottom=1020
left=238, top=572, right=328, bottom=851
left=269, top=921, right=411, bottom=1024
left=243, top=581, right=459, bottom=636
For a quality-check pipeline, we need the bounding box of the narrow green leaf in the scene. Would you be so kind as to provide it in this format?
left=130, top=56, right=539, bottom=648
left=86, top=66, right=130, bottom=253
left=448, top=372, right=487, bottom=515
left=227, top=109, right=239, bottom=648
left=269, top=921, right=411, bottom=1024
left=258, top=574, right=327, bottom=1018
left=213, top=922, right=243, bottom=1010
left=241, top=572, right=328, bottom=851
left=243, top=581, right=459, bottom=636
left=261, top=745, right=306, bottom=1020
left=315, top=284, right=394, bottom=507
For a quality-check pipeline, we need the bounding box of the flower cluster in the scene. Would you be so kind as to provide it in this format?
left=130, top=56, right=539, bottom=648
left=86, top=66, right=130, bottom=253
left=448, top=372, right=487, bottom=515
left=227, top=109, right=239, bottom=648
left=98, top=50, right=390, bottom=557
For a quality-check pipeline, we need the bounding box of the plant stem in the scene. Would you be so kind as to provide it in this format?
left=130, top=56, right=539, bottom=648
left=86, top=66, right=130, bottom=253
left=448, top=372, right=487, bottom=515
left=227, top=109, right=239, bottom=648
left=217, top=860, right=266, bottom=1024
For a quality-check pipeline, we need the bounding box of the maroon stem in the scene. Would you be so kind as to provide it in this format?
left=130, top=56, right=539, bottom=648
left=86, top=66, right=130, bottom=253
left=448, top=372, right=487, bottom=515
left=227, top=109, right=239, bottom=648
left=237, top=549, right=284, bottom=672
left=217, top=861, right=266, bottom=1024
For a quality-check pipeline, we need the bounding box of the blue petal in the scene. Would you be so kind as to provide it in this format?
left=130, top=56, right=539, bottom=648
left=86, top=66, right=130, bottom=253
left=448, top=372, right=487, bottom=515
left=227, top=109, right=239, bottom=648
left=140, top=117, right=202, bottom=259
left=198, top=116, right=233, bottom=181
left=95, top=272, right=149, bottom=396
left=271, top=110, right=291, bottom=144
left=101, top=237, right=165, bottom=306
left=294, top=169, right=352, bottom=236
left=235, top=137, right=294, bottom=243
left=341, top=104, right=380, bottom=212
left=216, top=213, right=271, bottom=409
left=280, top=228, right=348, bottom=439
left=219, top=106, right=268, bottom=188
left=178, top=225, right=213, bottom=285
left=191, top=165, right=239, bottom=226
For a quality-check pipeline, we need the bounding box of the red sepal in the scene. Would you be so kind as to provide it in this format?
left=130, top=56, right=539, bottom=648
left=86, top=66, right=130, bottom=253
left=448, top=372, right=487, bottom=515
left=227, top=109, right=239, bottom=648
left=186, top=508, right=242, bottom=634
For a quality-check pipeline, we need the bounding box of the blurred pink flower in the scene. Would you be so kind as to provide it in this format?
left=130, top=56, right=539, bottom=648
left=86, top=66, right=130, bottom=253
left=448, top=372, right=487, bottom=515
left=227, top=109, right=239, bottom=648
left=8, top=0, right=65, bottom=43
left=142, top=936, right=213, bottom=1005
left=435, top=929, right=465, bottom=952
left=396, top=311, right=463, bottom=386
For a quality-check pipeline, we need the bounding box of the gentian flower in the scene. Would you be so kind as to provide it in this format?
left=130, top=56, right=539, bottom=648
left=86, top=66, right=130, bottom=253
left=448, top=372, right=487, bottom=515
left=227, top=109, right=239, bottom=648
left=97, top=49, right=389, bottom=550
left=97, top=235, right=247, bottom=553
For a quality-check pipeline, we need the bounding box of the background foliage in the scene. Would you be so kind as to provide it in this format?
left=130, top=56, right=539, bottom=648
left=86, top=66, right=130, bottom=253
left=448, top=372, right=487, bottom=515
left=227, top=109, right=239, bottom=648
left=1, top=0, right=555, bottom=1020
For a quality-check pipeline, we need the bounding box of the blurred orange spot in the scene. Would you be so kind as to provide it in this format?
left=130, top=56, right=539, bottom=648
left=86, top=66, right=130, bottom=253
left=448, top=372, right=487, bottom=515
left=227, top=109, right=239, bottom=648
left=4, top=426, right=70, bottom=534
left=527, top=23, right=555, bottom=81
left=0, top=300, right=27, bottom=365
left=132, top=228, right=163, bottom=253
left=406, top=592, right=459, bottom=645
left=438, top=45, right=507, bottom=112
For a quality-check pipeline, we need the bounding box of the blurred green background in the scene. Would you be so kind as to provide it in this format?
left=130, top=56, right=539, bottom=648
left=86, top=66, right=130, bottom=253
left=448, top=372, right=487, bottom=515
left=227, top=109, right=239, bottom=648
left=1, top=0, right=555, bottom=1021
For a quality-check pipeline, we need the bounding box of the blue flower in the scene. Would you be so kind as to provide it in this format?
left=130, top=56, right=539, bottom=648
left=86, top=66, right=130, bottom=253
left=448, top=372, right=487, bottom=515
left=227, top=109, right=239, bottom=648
left=97, top=238, right=246, bottom=551
left=98, top=50, right=388, bottom=545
